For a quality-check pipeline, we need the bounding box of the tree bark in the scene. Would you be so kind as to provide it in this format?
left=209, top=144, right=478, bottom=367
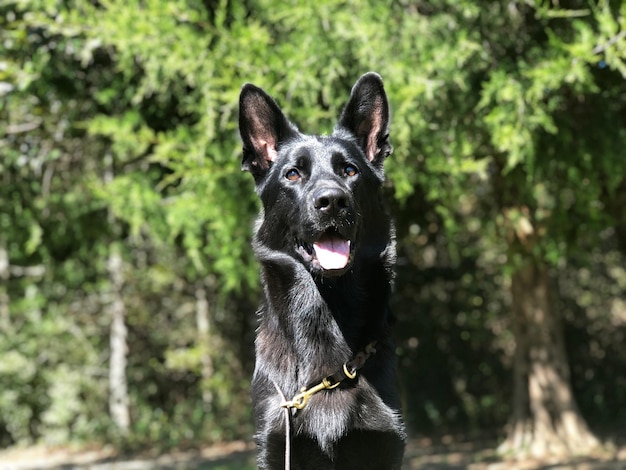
left=499, top=262, right=599, bottom=458
left=195, top=279, right=214, bottom=411
left=108, top=244, right=130, bottom=433
left=0, top=240, right=10, bottom=331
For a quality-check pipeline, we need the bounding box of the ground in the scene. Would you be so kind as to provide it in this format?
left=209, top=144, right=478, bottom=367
left=1, top=437, right=625, bottom=469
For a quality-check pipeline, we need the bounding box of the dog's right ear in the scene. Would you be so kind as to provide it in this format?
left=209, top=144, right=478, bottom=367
left=239, top=84, right=297, bottom=181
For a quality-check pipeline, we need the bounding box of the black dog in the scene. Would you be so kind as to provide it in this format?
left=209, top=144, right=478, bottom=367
left=239, top=72, right=405, bottom=470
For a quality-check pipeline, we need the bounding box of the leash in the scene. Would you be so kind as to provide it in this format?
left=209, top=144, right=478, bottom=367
left=272, top=381, right=292, bottom=470
left=280, top=341, right=377, bottom=410
left=272, top=341, right=377, bottom=469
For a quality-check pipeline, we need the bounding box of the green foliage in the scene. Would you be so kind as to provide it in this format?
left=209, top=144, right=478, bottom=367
left=1, top=0, right=625, bottom=450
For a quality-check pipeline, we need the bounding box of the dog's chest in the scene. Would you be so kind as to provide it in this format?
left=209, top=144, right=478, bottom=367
left=290, top=378, right=401, bottom=454
left=293, top=390, right=354, bottom=445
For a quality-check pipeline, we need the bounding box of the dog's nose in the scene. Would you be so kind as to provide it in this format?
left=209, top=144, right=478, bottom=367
left=313, top=187, right=350, bottom=214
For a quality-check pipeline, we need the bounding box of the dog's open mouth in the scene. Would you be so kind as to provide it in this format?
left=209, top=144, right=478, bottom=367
left=298, top=228, right=353, bottom=273
left=313, top=231, right=351, bottom=270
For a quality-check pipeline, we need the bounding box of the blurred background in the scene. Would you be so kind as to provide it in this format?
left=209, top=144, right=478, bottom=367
left=1, top=0, right=626, bottom=466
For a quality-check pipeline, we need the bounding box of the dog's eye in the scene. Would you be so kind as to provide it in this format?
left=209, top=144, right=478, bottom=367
left=345, top=165, right=358, bottom=177
left=285, top=168, right=301, bottom=181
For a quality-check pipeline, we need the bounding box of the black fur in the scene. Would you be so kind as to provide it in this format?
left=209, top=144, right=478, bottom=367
left=239, top=72, right=406, bottom=470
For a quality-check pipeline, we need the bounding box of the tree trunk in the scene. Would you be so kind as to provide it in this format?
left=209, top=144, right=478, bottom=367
left=108, top=244, right=130, bottom=432
left=0, top=240, right=10, bottom=331
left=499, top=262, right=599, bottom=458
left=195, top=279, right=214, bottom=411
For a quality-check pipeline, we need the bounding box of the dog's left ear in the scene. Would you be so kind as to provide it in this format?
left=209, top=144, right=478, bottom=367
left=239, top=84, right=297, bottom=181
left=337, top=72, right=392, bottom=166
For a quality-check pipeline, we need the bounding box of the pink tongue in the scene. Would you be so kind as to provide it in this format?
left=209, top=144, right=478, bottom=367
left=313, top=237, right=350, bottom=270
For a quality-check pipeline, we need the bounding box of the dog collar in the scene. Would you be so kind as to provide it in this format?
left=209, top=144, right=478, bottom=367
left=279, top=341, right=378, bottom=411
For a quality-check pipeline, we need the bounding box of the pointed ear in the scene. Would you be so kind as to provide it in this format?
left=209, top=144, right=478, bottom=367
left=337, top=72, right=392, bottom=166
left=239, top=84, right=297, bottom=180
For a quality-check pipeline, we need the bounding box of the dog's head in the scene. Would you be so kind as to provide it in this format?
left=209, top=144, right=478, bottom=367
left=239, top=72, right=392, bottom=277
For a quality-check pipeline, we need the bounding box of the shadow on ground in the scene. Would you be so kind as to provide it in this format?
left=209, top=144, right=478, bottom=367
left=403, top=436, right=626, bottom=470
left=2, top=437, right=625, bottom=469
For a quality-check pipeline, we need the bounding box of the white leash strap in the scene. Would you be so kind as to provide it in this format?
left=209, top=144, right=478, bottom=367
left=272, top=380, right=291, bottom=470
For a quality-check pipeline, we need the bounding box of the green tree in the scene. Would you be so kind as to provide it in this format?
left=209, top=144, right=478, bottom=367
left=383, top=0, right=626, bottom=458
left=0, top=3, right=113, bottom=443
left=1, top=0, right=260, bottom=444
